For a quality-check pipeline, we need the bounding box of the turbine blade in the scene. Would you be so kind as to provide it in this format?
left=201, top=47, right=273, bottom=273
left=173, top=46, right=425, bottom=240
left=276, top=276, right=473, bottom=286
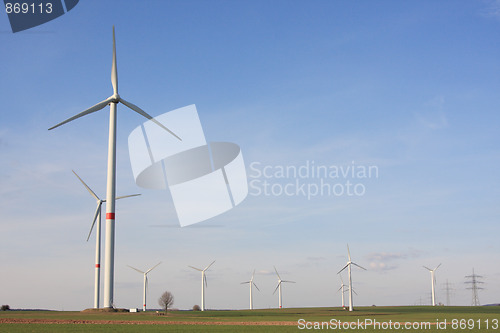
left=282, top=280, right=296, bottom=283
left=347, top=244, right=351, bottom=261
left=423, top=266, right=432, bottom=271
left=274, top=266, right=281, bottom=280
left=120, top=98, right=182, bottom=141
left=251, top=269, right=256, bottom=280
left=352, top=262, right=367, bottom=271
left=241, top=281, right=250, bottom=285
left=253, top=282, right=260, bottom=291
left=116, top=194, right=141, bottom=200
left=204, top=274, right=208, bottom=287
left=72, top=170, right=100, bottom=201
left=145, top=262, right=162, bottom=274
left=339, top=274, right=344, bottom=283
left=145, top=275, right=148, bottom=294
left=86, top=202, right=102, bottom=242
left=188, top=265, right=203, bottom=272
left=337, top=264, right=349, bottom=274
left=49, top=97, right=113, bottom=130
left=352, top=289, right=358, bottom=296
left=111, top=26, right=118, bottom=95
left=204, top=260, right=216, bottom=271
left=127, top=265, right=145, bottom=274
left=273, top=283, right=280, bottom=295
left=435, top=263, right=442, bottom=271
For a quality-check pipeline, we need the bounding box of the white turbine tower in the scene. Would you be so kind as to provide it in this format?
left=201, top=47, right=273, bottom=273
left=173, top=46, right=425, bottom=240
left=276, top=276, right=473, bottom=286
left=423, top=263, right=441, bottom=306
left=49, top=27, right=181, bottom=308
left=189, top=261, right=215, bottom=311
left=273, top=266, right=295, bottom=309
left=241, top=270, right=260, bottom=310
left=72, top=170, right=140, bottom=309
left=127, top=262, right=162, bottom=311
left=337, top=244, right=366, bottom=312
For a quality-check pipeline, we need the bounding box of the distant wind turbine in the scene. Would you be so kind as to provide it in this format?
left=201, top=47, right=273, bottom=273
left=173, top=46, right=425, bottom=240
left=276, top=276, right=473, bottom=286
left=189, top=261, right=215, bottom=311
left=72, top=170, right=140, bottom=309
left=273, top=266, right=295, bottom=309
left=423, top=264, right=441, bottom=306
left=127, top=262, right=162, bottom=311
left=241, top=270, right=260, bottom=310
left=49, top=26, right=181, bottom=308
left=337, top=274, right=349, bottom=308
left=338, top=275, right=357, bottom=309
left=337, top=244, right=366, bottom=311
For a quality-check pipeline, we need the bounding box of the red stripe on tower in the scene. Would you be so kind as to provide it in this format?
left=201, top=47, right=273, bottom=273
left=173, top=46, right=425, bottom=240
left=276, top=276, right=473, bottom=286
left=106, top=213, right=115, bottom=220
left=95, top=264, right=100, bottom=268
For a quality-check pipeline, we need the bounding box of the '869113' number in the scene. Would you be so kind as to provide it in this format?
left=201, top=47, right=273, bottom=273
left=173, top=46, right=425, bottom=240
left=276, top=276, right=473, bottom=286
left=5, top=2, right=53, bottom=14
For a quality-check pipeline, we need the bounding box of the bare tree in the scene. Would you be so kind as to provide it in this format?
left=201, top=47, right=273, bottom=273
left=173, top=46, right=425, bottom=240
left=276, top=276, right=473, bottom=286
left=158, top=291, right=174, bottom=314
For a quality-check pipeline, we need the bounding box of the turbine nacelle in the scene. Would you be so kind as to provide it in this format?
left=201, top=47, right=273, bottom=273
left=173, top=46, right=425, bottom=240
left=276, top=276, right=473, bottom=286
left=110, top=93, right=120, bottom=104
left=241, top=270, right=260, bottom=290
left=72, top=170, right=140, bottom=241
left=423, top=264, right=441, bottom=273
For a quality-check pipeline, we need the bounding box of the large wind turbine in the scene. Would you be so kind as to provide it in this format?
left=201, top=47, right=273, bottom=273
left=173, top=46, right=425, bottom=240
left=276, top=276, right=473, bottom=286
left=273, top=266, right=295, bottom=309
left=128, top=262, right=162, bottom=311
left=337, top=244, right=366, bottom=312
left=49, top=27, right=181, bottom=308
left=189, top=260, right=215, bottom=311
left=241, top=270, right=260, bottom=310
left=73, top=170, right=140, bottom=309
left=423, top=264, right=441, bottom=306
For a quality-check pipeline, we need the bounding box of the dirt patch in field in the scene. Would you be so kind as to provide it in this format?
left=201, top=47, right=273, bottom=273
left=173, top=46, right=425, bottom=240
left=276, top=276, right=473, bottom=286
left=0, top=318, right=297, bottom=326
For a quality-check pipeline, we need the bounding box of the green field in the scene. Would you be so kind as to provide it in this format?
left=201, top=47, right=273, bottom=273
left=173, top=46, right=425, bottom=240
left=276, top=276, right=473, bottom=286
left=1, top=306, right=499, bottom=332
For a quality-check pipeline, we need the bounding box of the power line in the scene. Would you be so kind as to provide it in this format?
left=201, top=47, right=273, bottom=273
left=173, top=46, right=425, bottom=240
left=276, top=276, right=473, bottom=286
left=442, top=279, right=454, bottom=306
left=465, top=268, right=484, bottom=306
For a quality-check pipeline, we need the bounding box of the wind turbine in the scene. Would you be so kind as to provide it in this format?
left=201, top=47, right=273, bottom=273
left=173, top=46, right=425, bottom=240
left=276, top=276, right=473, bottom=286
left=337, top=274, right=348, bottom=308
left=189, top=260, right=215, bottom=311
left=127, top=262, right=162, bottom=311
left=49, top=26, right=181, bottom=308
left=423, top=264, right=441, bottom=306
left=273, top=266, right=295, bottom=309
left=73, top=170, right=140, bottom=309
left=337, top=244, right=366, bottom=312
left=241, top=270, right=260, bottom=310
left=337, top=275, right=357, bottom=309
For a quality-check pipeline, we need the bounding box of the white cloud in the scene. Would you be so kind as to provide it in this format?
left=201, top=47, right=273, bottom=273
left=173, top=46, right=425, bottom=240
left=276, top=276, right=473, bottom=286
left=365, top=250, right=425, bottom=272
left=480, top=0, right=500, bottom=18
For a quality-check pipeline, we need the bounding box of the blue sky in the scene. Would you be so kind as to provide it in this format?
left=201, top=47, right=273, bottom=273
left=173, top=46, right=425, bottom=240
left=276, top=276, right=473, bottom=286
left=1, top=0, right=499, bottom=310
